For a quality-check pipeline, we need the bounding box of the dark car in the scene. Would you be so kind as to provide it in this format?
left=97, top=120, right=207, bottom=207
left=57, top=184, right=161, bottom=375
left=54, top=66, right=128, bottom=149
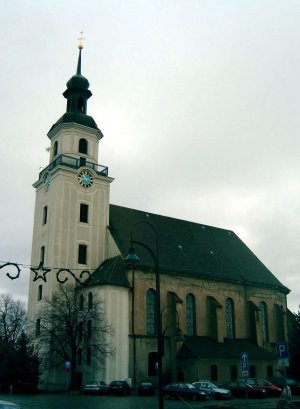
left=107, top=380, right=132, bottom=396
left=163, top=382, right=206, bottom=400
left=83, top=380, right=108, bottom=394
left=224, top=380, right=267, bottom=398
left=240, top=378, right=282, bottom=397
left=270, top=377, right=300, bottom=395
left=138, top=382, right=155, bottom=396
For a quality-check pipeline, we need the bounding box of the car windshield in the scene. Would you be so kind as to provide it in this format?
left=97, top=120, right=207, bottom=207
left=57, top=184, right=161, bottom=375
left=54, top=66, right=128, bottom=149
left=186, top=384, right=194, bottom=389
left=87, top=381, right=98, bottom=385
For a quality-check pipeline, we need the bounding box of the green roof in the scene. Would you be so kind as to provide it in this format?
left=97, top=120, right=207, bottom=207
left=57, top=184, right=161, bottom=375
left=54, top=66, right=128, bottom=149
left=109, top=204, right=289, bottom=293
left=177, top=336, right=276, bottom=359
left=87, top=255, right=130, bottom=288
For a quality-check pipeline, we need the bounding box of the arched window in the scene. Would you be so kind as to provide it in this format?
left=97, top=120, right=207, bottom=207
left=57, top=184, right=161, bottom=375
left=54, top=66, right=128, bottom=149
left=88, top=292, right=93, bottom=310
left=79, top=138, right=88, bottom=154
left=259, top=301, right=269, bottom=344
left=79, top=294, right=84, bottom=310
left=225, top=298, right=235, bottom=338
left=186, top=293, right=196, bottom=336
left=146, top=289, right=156, bottom=335
left=148, top=352, right=159, bottom=376
left=87, top=320, right=92, bottom=339
left=77, top=97, right=84, bottom=112
left=53, top=141, right=58, bottom=157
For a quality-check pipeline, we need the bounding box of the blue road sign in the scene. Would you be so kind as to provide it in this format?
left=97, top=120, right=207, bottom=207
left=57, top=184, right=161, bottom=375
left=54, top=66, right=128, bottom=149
left=276, top=342, right=289, bottom=358
left=64, top=361, right=71, bottom=372
left=241, top=352, right=249, bottom=376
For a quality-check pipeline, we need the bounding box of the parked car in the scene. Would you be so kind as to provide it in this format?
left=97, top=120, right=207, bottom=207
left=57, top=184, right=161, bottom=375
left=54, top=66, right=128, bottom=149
left=0, top=401, right=21, bottom=409
left=138, top=382, right=155, bottom=396
left=238, top=378, right=282, bottom=397
left=223, top=380, right=267, bottom=398
left=269, top=377, right=300, bottom=395
left=107, top=380, right=132, bottom=396
left=83, top=380, right=108, bottom=394
left=163, top=382, right=207, bottom=400
left=193, top=381, right=231, bottom=399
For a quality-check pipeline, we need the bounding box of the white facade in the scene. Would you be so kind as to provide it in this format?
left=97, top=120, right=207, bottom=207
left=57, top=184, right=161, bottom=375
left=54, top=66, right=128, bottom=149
left=27, top=51, right=130, bottom=390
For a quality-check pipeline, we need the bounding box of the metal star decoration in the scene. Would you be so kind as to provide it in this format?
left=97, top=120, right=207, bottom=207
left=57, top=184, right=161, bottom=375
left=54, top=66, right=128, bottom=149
left=30, top=261, right=51, bottom=282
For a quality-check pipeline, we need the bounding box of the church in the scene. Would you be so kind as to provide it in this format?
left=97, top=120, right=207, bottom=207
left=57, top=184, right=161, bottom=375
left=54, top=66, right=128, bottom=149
left=27, top=44, right=290, bottom=391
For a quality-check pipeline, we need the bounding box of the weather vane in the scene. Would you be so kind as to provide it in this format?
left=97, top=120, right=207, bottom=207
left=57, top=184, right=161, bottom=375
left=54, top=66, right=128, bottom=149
left=78, top=31, right=86, bottom=49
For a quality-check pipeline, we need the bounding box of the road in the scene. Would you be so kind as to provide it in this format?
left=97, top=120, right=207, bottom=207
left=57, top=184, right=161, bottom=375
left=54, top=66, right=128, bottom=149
left=0, top=393, right=281, bottom=409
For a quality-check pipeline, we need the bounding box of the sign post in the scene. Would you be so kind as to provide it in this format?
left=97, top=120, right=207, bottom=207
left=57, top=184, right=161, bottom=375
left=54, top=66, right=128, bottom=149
left=64, top=361, right=71, bottom=394
left=241, top=352, right=249, bottom=404
left=276, top=342, right=289, bottom=368
left=241, top=352, right=249, bottom=377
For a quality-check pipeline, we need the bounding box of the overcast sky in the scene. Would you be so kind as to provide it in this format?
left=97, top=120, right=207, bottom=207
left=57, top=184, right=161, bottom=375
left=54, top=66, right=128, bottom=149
left=1, top=0, right=300, bottom=312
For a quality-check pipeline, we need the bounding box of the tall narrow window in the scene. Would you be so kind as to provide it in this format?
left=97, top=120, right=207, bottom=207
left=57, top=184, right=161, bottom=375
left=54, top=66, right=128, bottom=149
left=42, top=206, right=48, bottom=225
left=267, top=365, right=273, bottom=378
left=53, top=141, right=58, bottom=157
left=80, top=204, right=89, bottom=223
left=78, top=321, right=83, bottom=342
left=87, top=320, right=92, bottom=339
left=78, top=244, right=87, bottom=264
left=249, top=365, right=256, bottom=377
left=79, top=294, right=84, bottom=310
left=259, top=301, right=269, bottom=344
left=36, top=319, right=41, bottom=336
left=211, top=364, right=218, bottom=381
left=40, top=246, right=45, bottom=264
left=37, top=285, right=43, bottom=301
left=146, top=289, right=156, bottom=335
left=79, top=138, right=88, bottom=154
left=77, top=97, right=84, bottom=112
left=86, top=347, right=91, bottom=365
left=230, top=365, right=237, bottom=380
left=186, top=293, right=196, bottom=336
left=225, top=298, right=235, bottom=338
left=148, top=352, right=159, bottom=376
left=88, top=292, right=93, bottom=310
left=77, top=348, right=82, bottom=366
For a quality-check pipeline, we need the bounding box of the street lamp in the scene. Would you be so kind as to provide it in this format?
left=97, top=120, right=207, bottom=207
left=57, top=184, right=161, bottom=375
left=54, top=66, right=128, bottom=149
left=161, top=308, right=185, bottom=357
left=124, top=220, right=164, bottom=409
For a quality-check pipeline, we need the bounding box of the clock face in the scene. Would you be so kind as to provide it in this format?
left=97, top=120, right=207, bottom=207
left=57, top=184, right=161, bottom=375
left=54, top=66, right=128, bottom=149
left=78, top=170, right=93, bottom=188
left=43, top=173, right=51, bottom=190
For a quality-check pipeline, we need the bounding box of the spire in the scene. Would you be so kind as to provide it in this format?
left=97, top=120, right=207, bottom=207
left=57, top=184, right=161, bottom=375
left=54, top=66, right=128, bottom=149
left=77, top=49, right=82, bottom=75
left=76, top=31, right=85, bottom=75
left=48, top=33, right=101, bottom=133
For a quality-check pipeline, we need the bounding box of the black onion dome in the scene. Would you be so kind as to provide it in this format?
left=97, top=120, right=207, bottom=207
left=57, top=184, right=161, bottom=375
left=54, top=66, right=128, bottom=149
left=66, top=73, right=90, bottom=90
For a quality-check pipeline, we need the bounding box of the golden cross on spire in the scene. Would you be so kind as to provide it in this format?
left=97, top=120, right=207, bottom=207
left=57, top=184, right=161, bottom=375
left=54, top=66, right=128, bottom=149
left=78, top=31, right=86, bottom=49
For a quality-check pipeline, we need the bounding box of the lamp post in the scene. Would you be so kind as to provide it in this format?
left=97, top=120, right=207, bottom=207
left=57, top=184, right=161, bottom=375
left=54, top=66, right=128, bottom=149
left=124, top=220, right=164, bottom=409
left=160, top=307, right=185, bottom=357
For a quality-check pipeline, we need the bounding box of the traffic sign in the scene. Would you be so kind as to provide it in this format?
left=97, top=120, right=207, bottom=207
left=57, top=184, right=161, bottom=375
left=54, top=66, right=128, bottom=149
left=64, top=361, right=71, bottom=373
left=241, top=352, right=249, bottom=376
left=277, top=342, right=289, bottom=367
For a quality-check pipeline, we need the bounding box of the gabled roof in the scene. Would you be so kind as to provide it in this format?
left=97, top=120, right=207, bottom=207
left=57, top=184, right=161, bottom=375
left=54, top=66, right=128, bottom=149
left=86, top=256, right=130, bottom=288
left=177, top=336, right=276, bottom=360
left=109, top=204, right=289, bottom=293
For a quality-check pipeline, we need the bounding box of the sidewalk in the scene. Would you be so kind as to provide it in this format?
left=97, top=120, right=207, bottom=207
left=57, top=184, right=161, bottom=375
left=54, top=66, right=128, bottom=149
left=203, top=397, right=278, bottom=409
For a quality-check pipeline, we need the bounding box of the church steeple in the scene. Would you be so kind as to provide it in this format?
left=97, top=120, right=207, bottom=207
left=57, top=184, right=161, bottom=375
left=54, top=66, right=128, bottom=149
left=48, top=40, right=100, bottom=134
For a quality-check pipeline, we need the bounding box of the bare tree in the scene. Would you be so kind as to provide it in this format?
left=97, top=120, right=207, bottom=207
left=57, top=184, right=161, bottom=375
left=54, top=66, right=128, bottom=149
left=31, top=284, right=114, bottom=390
left=0, top=293, right=26, bottom=345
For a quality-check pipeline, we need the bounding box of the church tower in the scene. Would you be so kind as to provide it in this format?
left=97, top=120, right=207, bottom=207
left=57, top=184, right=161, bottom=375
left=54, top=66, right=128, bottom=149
left=27, top=41, right=113, bottom=358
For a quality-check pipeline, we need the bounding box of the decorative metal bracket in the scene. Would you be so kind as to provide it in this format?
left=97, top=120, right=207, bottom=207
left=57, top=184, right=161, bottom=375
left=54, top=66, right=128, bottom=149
left=0, top=262, right=92, bottom=286
left=56, top=268, right=91, bottom=285
left=0, top=262, right=21, bottom=280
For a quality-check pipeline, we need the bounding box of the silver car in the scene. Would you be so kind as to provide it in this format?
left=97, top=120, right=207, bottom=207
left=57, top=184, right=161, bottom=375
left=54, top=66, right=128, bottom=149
left=193, top=381, right=231, bottom=399
left=83, top=380, right=108, bottom=394
left=0, top=401, right=21, bottom=409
